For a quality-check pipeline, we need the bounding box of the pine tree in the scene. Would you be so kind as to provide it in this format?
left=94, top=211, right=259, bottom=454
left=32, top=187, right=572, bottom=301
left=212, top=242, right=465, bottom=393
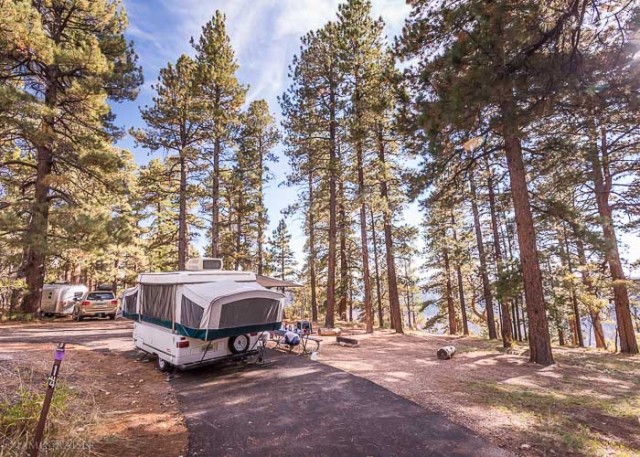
left=235, top=100, right=279, bottom=273
left=335, top=0, right=386, bottom=333
left=281, top=24, right=343, bottom=328
left=192, top=11, right=247, bottom=259
left=1, top=0, right=142, bottom=313
left=132, top=54, right=206, bottom=270
left=397, top=0, right=594, bottom=364
left=268, top=219, right=297, bottom=281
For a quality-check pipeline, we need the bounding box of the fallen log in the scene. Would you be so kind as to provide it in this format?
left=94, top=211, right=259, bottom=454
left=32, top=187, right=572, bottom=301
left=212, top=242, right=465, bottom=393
left=318, top=327, right=342, bottom=336
left=436, top=346, right=456, bottom=360
left=336, top=336, right=359, bottom=347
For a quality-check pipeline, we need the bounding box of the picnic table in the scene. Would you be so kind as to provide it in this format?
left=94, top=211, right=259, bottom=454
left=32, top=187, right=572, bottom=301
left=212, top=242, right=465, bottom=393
left=268, top=329, right=322, bottom=356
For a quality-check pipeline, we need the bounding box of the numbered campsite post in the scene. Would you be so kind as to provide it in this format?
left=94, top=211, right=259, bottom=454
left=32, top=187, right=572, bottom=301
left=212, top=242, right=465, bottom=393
left=30, top=342, right=66, bottom=457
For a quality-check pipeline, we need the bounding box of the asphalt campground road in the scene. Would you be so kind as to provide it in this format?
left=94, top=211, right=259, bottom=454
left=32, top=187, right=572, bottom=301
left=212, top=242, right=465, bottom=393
left=172, top=350, right=512, bottom=457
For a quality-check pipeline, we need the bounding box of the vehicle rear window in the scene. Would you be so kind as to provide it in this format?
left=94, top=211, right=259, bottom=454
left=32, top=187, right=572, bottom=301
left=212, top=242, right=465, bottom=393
left=87, top=292, right=115, bottom=300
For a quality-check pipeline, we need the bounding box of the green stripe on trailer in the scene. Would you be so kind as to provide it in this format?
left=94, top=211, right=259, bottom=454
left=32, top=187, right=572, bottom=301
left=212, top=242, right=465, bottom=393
left=130, top=314, right=280, bottom=341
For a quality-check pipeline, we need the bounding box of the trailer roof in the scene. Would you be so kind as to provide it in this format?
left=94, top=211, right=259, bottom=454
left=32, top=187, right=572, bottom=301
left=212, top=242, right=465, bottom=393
left=137, top=270, right=256, bottom=285
left=256, top=275, right=302, bottom=289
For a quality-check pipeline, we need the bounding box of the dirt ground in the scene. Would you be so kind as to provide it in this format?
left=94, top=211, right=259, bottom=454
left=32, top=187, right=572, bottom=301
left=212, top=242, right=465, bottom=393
left=318, top=330, right=640, bottom=457
left=0, top=320, right=187, bottom=457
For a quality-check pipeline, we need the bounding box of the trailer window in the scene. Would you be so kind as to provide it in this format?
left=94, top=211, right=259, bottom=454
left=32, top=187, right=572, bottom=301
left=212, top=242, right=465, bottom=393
left=140, top=284, right=175, bottom=322
left=123, top=291, right=138, bottom=315
left=180, top=297, right=204, bottom=328
left=219, top=298, right=280, bottom=328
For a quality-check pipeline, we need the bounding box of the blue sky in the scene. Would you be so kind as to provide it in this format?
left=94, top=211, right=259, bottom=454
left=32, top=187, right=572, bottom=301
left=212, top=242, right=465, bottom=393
left=112, top=0, right=416, bottom=262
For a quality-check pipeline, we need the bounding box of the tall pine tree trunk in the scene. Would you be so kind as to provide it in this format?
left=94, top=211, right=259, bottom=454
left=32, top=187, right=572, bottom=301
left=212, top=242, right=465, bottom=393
left=561, top=224, right=584, bottom=347
left=22, top=67, right=57, bottom=314
left=588, top=121, right=638, bottom=354
left=235, top=196, right=242, bottom=270
left=325, top=77, right=338, bottom=328
left=450, top=218, right=468, bottom=335
left=257, top=143, right=265, bottom=275
left=502, top=120, right=553, bottom=365
left=377, top=127, right=402, bottom=334
left=370, top=208, right=384, bottom=328
left=356, top=140, right=374, bottom=333
left=178, top=154, right=188, bottom=270
left=574, top=229, right=607, bottom=349
left=338, top=180, right=348, bottom=321
left=442, top=244, right=457, bottom=335
left=404, top=258, right=412, bottom=329
left=469, top=175, right=497, bottom=339
left=308, top=171, right=318, bottom=322
left=486, top=162, right=513, bottom=347
left=211, top=137, right=221, bottom=258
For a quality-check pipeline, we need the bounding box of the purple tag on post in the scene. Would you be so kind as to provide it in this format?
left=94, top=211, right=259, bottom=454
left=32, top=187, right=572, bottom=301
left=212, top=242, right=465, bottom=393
left=54, top=349, right=65, bottom=361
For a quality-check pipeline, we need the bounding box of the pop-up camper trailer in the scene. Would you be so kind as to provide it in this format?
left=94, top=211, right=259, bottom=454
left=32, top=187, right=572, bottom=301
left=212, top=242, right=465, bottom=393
left=122, top=258, right=284, bottom=372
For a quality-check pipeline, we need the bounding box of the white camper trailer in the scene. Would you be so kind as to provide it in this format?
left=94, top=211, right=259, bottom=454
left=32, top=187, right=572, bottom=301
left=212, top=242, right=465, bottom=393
left=122, top=259, right=285, bottom=372
left=40, top=283, right=88, bottom=316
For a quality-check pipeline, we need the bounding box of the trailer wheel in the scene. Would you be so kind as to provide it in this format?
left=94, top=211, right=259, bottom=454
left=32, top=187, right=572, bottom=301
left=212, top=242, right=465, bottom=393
left=228, top=335, right=250, bottom=354
left=156, top=356, right=174, bottom=373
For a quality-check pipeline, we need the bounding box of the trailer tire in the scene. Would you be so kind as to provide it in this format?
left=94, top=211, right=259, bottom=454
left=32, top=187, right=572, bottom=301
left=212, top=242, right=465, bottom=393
left=228, top=335, right=250, bottom=354
left=156, top=356, right=174, bottom=373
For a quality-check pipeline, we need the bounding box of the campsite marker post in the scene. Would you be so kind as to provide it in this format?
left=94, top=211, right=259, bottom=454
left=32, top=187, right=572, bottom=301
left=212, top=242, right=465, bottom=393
left=30, top=342, right=66, bottom=457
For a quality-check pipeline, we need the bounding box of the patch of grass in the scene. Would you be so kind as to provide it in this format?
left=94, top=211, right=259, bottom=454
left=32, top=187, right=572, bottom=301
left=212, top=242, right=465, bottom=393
left=464, top=380, right=640, bottom=456
left=0, top=311, right=35, bottom=323
left=555, top=351, right=640, bottom=379
left=0, top=367, right=97, bottom=457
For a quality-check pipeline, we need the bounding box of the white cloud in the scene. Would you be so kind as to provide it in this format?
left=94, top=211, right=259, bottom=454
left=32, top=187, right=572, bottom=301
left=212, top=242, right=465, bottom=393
left=132, top=0, right=411, bottom=117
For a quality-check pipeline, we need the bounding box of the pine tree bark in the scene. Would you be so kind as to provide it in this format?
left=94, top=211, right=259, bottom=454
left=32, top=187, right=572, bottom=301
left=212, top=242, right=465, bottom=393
left=178, top=154, right=188, bottom=270
left=502, top=121, right=554, bottom=365
left=370, top=208, right=384, bottom=328
left=356, top=140, right=374, bottom=333
left=574, top=234, right=607, bottom=349
left=403, top=258, right=413, bottom=329
left=486, top=163, right=513, bottom=347
left=325, top=74, right=338, bottom=329
left=450, top=218, right=468, bottom=335
left=257, top=140, right=266, bottom=275
left=338, top=180, right=348, bottom=321
left=22, top=67, right=57, bottom=314
left=308, top=171, right=318, bottom=322
left=560, top=224, right=584, bottom=347
left=377, top=127, right=402, bottom=334
left=442, top=241, right=458, bottom=335
left=588, top=121, right=638, bottom=354
left=235, top=195, right=242, bottom=270
left=211, top=137, right=221, bottom=258
left=469, top=176, right=497, bottom=339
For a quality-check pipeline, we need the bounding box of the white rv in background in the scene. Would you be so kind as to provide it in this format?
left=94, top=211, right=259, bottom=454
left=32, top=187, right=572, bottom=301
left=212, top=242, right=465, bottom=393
left=122, top=258, right=285, bottom=372
left=40, top=283, right=88, bottom=316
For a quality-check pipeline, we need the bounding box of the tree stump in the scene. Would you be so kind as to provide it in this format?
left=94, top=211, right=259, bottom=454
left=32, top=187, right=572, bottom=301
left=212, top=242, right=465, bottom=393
left=437, top=346, right=456, bottom=360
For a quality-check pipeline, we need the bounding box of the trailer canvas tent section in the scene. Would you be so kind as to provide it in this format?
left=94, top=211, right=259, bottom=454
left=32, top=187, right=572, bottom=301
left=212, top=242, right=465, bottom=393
left=122, top=271, right=285, bottom=341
